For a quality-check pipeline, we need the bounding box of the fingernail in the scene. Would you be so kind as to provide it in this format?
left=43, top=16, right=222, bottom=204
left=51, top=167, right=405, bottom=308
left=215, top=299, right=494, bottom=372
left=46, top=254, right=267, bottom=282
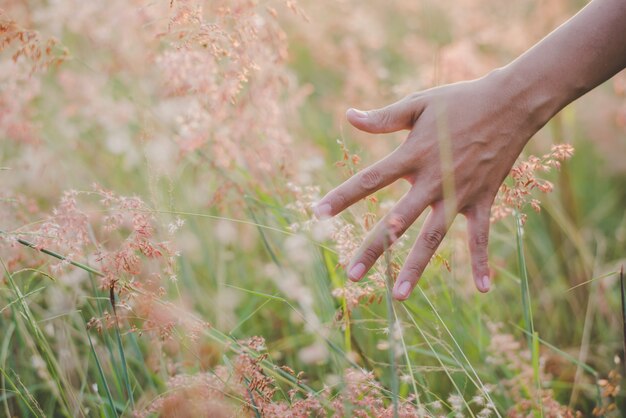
left=394, top=281, right=412, bottom=299
left=349, top=108, right=368, bottom=119
left=481, top=275, right=491, bottom=292
left=348, top=263, right=365, bottom=281
left=313, top=203, right=332, bottom=220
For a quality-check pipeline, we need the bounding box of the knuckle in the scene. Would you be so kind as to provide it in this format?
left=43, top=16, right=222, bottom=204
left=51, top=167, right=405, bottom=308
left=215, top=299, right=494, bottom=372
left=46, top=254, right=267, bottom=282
left=393, top=149, right=415, bottom=173
left=332, top=191, right=347, bottom=211
left=359, top=169, right=383, bottom=191
left=475, top=253, right=489, bottom=267
left=421, top=228, right=444, bottom=250
left=405, top=93, right=423, bottom=125
left=403, top=264, right=423, bottom=279
left=386, top=213, right=408, bottom=240
left=376, top=109, right=392, bottom=127
left=362, top=246, right=381, bottom=264
left=474, top=232, right=489, bottom=247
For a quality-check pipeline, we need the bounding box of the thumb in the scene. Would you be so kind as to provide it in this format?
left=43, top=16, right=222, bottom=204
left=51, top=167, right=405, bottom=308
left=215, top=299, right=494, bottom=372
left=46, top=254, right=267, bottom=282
left=347, top=94, right=424, bottom=134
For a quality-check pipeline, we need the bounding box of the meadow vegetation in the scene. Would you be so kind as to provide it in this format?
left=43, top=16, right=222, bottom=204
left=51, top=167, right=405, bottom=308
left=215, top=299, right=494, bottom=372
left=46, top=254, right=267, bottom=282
left=1, top=0, right=625, bottom=416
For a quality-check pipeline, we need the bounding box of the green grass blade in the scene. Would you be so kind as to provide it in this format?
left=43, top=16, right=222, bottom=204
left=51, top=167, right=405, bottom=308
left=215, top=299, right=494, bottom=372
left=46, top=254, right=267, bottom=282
left=113, top=320, right=134, bottom=411
left=87, top=326, right=119, bottom=418
left=411, top=288, right=501, bottom=418
left=0, top=367, right=45, bottom=418
left=515, top=213, right=542, bottom=415
left=619, top=266, right=626, bottom=371
left=1, top=231, right=104, bottom=277
left=0, top=321, right=16, bottom=418
left=401, top=304, right=474, bottom=417
left=323, top=248, right=351, bottom=353
left=515, top=213, right=534, bottom=349
left=1, top=258, right=80, bottom=418
left=532, top=331, right=544, bottom=417
left=383, top=249, right=399, bottom=418
left=108, top=291, right=134, bottom=411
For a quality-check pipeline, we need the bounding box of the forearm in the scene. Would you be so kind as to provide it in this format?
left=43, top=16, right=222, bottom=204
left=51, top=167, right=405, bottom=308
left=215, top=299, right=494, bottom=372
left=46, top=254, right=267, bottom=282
left=496, top=0, right=626, bottom=134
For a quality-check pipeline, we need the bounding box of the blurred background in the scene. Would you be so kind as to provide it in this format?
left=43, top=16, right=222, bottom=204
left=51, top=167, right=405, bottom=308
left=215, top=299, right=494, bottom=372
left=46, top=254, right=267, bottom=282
left=1, top=0, right=625, bottom=416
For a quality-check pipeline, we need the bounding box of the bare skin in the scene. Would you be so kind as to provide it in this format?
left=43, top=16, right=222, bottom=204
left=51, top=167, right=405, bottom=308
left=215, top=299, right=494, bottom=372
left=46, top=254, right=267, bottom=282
left=314, top=0, right=626, bottom=300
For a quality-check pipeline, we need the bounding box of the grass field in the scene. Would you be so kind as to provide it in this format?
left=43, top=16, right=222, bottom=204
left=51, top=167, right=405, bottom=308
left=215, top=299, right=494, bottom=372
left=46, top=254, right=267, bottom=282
left=1, top=0, right=625, bottom=416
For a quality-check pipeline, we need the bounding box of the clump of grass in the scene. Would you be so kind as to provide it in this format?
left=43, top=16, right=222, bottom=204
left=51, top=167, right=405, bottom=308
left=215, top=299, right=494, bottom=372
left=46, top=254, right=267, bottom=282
left=1, top=0, right=625, bottom=417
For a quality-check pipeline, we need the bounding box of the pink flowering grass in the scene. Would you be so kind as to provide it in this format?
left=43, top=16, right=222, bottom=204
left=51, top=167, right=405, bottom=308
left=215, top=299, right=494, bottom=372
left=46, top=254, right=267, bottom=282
left=1, top=0, right=625, bottom=417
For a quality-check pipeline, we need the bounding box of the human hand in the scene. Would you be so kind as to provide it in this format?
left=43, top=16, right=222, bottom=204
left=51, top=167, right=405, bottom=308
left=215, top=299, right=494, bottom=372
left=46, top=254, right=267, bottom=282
left=314, top=70, right=544, bottom=300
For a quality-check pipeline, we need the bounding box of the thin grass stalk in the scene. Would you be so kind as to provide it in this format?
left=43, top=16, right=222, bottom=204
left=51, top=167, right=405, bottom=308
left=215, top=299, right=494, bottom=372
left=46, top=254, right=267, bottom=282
left=3, top=320, right=39, bottom=418
left=515, top=213, right=534, bottom=348
left=619, top=265, right=626, bottom=376
left=392, top=306, right=421, bottom=409
left=566, top=270, right=619, bottom=292
left=225, top=285, right=361, bottom=373
left=1, top=259, right=80, bottom=418
left=169, top=285, right=333, bottom=407
left=514, top=212, right=543, bottom=415
left=106, top=276, right=135, bottom=411
left=412, top=289, right=502, bottom=418
left=514, top=324, right=604, bottom=410
left=531, top=331, right=544, bottom=418
left=148, top=208, right=338, bottom=253
left=401, top=304, right=475, bottom=417
left=242, top=377, right=263, bottom=418
left=568, top=268, right=599, bottom=407
left=0, top=322, right=16, bottom=418
left=383, top=248, right=399, bottom=418
left=0, top=367, right=45, bottom=418
left=236, top=207, right=360, bottom=377
left=0, top=285, right=46, bottom=315
left=87, top=273, right=126, bottom=402
left=323, top=248, right=351, bottom=353
left=112, top=318, right=134, bottom=410
left=0, top=230, right=104, bottom=277
left=87, top=327, right=119, bottom=418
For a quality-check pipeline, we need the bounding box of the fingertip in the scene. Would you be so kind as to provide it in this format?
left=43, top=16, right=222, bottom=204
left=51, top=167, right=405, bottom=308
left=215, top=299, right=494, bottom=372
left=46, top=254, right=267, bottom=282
left=312, top=202, right=332, bottom=220
left=347, top=262, right=366, bottom=282
left=346, top=108, right=368, bottom=120
left=475, top=274, right=491, bottom=293
left=392, top=280, right=412, bottom=300
left=346, top=108, right=370, bottom=130
left=466, top=207, right=493, bottom=294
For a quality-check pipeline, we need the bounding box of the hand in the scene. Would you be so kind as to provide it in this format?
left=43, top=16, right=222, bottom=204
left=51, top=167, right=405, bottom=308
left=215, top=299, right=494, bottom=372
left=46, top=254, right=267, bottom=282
left=314, top=70, right=541, bottom=300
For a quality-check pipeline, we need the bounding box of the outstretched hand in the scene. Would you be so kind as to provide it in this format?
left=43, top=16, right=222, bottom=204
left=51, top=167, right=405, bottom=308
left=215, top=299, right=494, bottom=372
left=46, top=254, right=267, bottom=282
left=314, top=71, right=540, bottom=300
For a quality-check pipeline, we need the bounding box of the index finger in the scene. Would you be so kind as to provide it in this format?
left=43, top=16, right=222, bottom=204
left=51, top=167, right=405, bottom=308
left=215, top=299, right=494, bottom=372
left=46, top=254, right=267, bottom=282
left=314, top=149, right=411, bottom=219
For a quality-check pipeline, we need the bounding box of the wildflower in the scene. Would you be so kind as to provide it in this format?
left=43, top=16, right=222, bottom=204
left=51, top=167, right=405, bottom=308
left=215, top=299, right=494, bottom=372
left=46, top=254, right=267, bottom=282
left=486, top=322, right=580, bottom=416
left=492, top=144, right=575, bottom=223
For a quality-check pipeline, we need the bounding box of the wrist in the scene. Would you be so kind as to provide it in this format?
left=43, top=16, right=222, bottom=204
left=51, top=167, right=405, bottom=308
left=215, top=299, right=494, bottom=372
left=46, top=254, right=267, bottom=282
left=501, top=65, right=568, bottom=127
left=480, top=66, right=562, bottom=147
